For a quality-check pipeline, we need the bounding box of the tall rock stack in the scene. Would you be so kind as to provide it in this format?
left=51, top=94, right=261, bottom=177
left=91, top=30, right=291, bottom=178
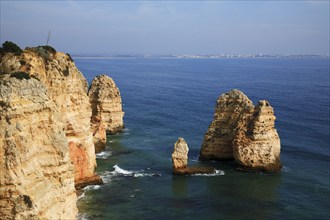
left=233, top=100, right=281, bottom=171
left=172, top=138, right=189, bottom=171
left=0, top=75, right=77, bottom=219
left=88, top=74, right=124, bottom=152
left=200, top=89, right=254, bottom=160
left=0, top=47, right=100, bottom=186
left=200, top=89, right=281, bottom=172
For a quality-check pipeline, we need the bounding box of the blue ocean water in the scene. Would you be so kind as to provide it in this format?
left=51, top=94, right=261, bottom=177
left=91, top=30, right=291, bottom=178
left=75, top=58, right=330, bottom=219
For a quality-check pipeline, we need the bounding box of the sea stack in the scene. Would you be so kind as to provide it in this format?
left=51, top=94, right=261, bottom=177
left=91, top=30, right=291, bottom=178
left=172, top=138, right=215, bottom=175
left=200, top=89, right=254, bottom=160
left=233, top=100, right=282, bottom=171
left=89, top=74, right=125, bottom=135
left=88, top=74, right=124, bottom=153
left=200, top=89, right=281, bottom=172
left=0, top=75, right=77, bottom=219
left=172, top=137, right=189, bottom=170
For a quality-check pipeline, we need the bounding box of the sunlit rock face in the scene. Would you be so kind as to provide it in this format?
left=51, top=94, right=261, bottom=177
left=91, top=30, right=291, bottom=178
left=200, top=89, right=281, bottom=172
left=89, top=74, right=124, bottom=133
left=233, top=100, right=282, bottom=171
left=200, top=89, right=254, bottom=160
left=1, top=48, right=97, bottom=185
left=172, top=137, right=189, bottom=170
left=0, top=75, right=77, bottom=219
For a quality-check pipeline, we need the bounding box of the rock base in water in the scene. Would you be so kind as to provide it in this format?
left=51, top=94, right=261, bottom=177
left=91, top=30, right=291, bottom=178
left=173, top=166, right=216, bottom=175
left=172, top=137, right=216, bottom=175
left=75, top=175, right=104, bottom=190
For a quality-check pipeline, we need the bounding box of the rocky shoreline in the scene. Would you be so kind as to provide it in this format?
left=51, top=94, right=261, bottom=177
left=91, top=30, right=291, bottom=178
left=1, top=42, right=281, bottom=219
left=0, top=42, right=124, bottom=219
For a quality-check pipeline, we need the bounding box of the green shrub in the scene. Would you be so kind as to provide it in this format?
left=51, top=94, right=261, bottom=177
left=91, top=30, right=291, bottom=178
left=26, top=45, right=56, bottom=63
left=66, top=53, right=74, bottom=62
left=19, top=60, right=26, bottom=65
left=0, top=41, right=22, bottom=55
left=10, top=72, right=30, bottom=80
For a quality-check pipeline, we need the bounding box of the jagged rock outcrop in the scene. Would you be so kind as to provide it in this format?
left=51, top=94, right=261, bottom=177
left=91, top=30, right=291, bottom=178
left=89, top=75, right=124, bottom=141
left=200, top=89, right=254, bottom=160
left=0, top=75, right=77, bottom=219
left=233, top=100, right=281, bottom=171
left=172, top=138, right=215, bottom=175
left=200, top=89, right=281, bottom=172
left=172, top=138, right=189, bottom=170
left=0, top=47, right=100, bottom=185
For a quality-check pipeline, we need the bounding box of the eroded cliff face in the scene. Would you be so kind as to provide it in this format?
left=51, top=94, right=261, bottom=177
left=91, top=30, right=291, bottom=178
left=200, top=89, right=254, bottom=160
left=200, top=89, right=281, bottom=172
left=233, top=100, right=281, bottom=171
left=0, top=48, right=97, bottom=184
left=0, top=75, right=77, bottom=219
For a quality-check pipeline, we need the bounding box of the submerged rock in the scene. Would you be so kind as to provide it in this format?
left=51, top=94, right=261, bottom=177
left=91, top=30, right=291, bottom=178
left=172, top=138, right=215, bottom=175
left=0, top=76, right=77, bottom=219
left=200, top=89, right=281, bottom=172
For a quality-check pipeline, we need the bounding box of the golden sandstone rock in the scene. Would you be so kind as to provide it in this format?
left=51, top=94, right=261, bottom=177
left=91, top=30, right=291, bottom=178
left=0, top=76, right=77, bottom=219
left=200, top=89, right=281, bottom=172
left=172, top=138, right=215, bottom=175
left=0, top=46, right=106, bottom=219
left=88, top=74, right=124, bottom=152
left=1, top=48, right=98, bottom=184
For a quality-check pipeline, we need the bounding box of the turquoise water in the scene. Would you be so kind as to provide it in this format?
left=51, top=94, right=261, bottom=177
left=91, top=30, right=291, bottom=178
left=75, top=58, right=329, bottom=219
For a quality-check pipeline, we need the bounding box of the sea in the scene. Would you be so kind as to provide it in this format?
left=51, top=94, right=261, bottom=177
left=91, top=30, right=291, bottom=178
left=74, top=57, right=329, bottom=220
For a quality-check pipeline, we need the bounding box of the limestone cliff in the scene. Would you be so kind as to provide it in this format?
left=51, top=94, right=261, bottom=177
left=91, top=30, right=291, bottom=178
left=200, top=89, right=281, bottom=172
left=89, top=74, right=124, bottom=137
left=0, top=75, right=77, bottom=219
left=0, top=47, right=98, bottom=184
left=233, top=100, right=281, bottom=171
left=200, top=89, right=254, bottom=160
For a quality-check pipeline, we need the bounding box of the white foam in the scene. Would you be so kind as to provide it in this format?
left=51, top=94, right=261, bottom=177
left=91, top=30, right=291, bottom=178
left=100, top=171, right=113, bottom=184
left=96, top=151, right=112, bottom=159
left=112, top=165, right=161, bottom=178
left=83, top=185, right=101, bottom=191
left=282, top=166, right=291, bottom=172
left=113, top=164, right=134, bottom=175
left=192, top=169, right=225, bottom=177
left=77, top=192, right=85, bottom=200
left=77, top=213, right=89, bottom=220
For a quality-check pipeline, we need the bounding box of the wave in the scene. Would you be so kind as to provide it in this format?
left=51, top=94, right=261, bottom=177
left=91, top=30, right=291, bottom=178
left=111, top=164, right=161, bottom=178
left=83, top=185, right=101, bottom=191
left=96, top=151, right=112, bottom=159
left=192, top=169, right=225, bottom=177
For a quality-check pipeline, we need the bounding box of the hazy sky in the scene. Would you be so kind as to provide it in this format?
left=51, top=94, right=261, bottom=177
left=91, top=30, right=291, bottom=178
left=1, top=1, right=329, bottom=55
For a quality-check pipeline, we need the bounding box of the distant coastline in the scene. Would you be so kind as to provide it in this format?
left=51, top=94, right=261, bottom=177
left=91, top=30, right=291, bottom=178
left=72, top=54, right=329, bottom=59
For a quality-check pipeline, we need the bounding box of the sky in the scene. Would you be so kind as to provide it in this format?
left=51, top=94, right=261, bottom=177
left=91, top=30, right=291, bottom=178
left=0, top=1, right=329, bottom=55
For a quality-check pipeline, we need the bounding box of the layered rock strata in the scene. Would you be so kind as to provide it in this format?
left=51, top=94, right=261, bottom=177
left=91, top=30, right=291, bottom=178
left=200, top=89, right=281, bottom=172
left=89, top=74, right=124, bottom=153
left=172, top=138, right=215, bottom=175
left=0, top=48, right=99, bottom=184
left=0, top=75, right=77, bottom=219
left=233, top=100, right=281, bottom=171
left=200, top=89, right=254, bottom=160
